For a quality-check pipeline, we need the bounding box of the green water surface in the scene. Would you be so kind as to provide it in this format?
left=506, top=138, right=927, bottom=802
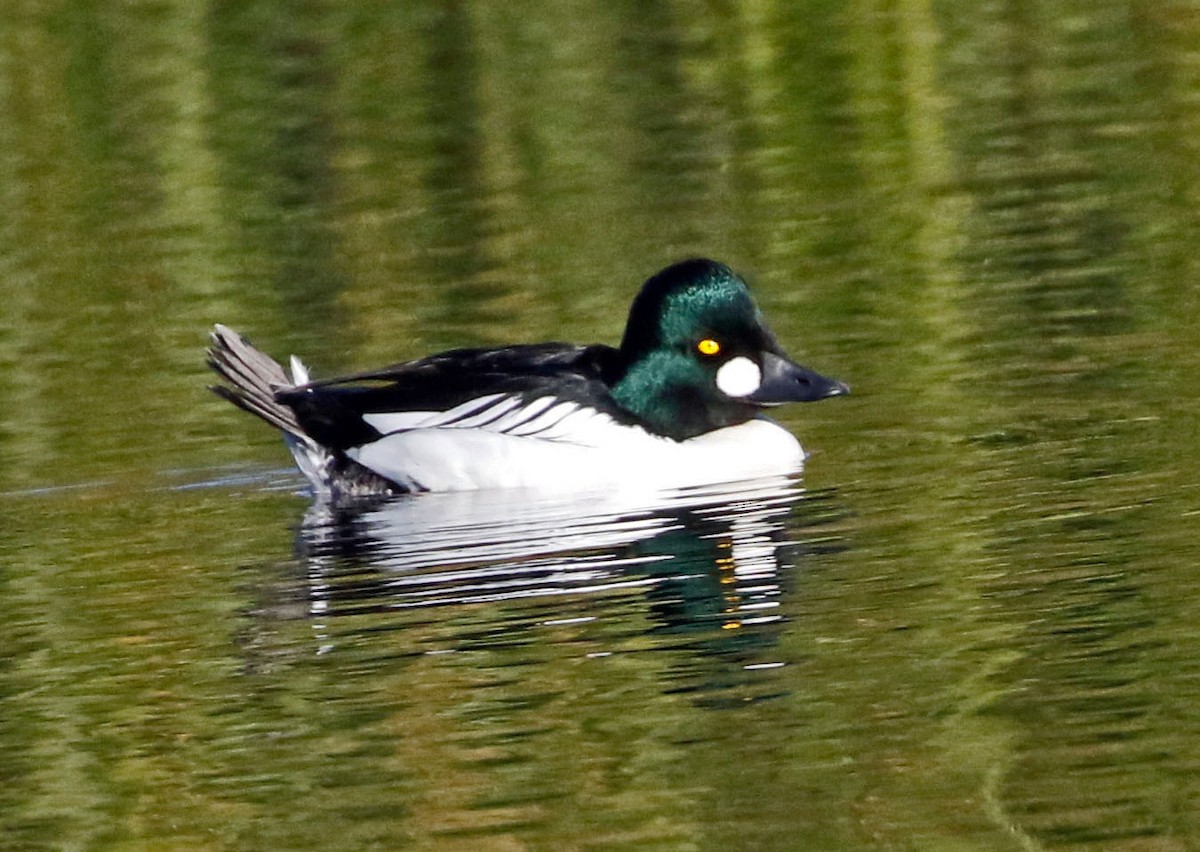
left=3, top=1, right=1200, bottom=849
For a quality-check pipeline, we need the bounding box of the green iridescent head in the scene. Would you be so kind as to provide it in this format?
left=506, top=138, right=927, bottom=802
left=612, top=259, right=848, bottom=440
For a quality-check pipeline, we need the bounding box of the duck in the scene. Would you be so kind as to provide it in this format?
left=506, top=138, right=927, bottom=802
left=208, top=258, right=848, bottom=500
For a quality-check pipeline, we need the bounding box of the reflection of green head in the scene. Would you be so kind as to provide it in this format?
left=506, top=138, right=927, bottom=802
left=625, top=493, right=799, bottom=698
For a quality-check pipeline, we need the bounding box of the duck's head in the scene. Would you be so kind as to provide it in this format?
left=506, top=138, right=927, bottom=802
left=612, top=258, right=849, bottom=440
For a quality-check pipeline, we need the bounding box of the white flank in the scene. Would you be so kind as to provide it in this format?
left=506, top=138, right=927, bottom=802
left=346, top=412, right=804, bottom=493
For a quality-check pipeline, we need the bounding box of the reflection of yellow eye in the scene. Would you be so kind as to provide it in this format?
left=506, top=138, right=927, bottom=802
left=697, top=338, right=721, bottom=356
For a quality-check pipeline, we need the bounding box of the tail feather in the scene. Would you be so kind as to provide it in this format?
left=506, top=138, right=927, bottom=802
left=207, top=324, right=304, bottom=437
left=207, top=324, right=397, bottom=501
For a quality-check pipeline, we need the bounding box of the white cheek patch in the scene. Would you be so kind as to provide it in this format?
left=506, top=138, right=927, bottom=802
left=715, top=356, right=762, bottom=398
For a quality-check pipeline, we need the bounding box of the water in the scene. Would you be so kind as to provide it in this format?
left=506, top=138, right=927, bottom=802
left=3, top=1, right=1200, bottom=848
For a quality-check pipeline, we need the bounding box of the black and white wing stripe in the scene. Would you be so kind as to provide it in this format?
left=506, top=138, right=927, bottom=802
left=360, top=392, right=636, bottom=447
left=275, top=342, right=639, bottom=453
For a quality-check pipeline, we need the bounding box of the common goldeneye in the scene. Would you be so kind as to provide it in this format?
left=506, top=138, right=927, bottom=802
left=208, top=258, right=848, bottom=499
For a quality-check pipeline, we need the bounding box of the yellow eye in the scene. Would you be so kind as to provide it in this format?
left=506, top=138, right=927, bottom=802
left=697, top=338, right=721, bottom=356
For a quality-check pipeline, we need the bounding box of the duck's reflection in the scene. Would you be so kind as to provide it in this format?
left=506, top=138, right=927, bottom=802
left=298, top=478, right=802, bottom=625
left=247, top=475, right=839, bottom=704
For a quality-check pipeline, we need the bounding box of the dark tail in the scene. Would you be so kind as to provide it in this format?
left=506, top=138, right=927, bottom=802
left=207, top=325, right=397, bottom=501
left=207, top=324, right=307, bottom=438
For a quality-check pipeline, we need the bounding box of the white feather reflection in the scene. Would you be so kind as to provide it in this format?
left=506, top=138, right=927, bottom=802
left=293, top=476, right=813, bottom=643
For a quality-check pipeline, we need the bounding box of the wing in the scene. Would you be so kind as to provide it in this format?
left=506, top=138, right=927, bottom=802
left=300, top=342, right=620, bottom=392
left=275, top=343, right=635, bottom=451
